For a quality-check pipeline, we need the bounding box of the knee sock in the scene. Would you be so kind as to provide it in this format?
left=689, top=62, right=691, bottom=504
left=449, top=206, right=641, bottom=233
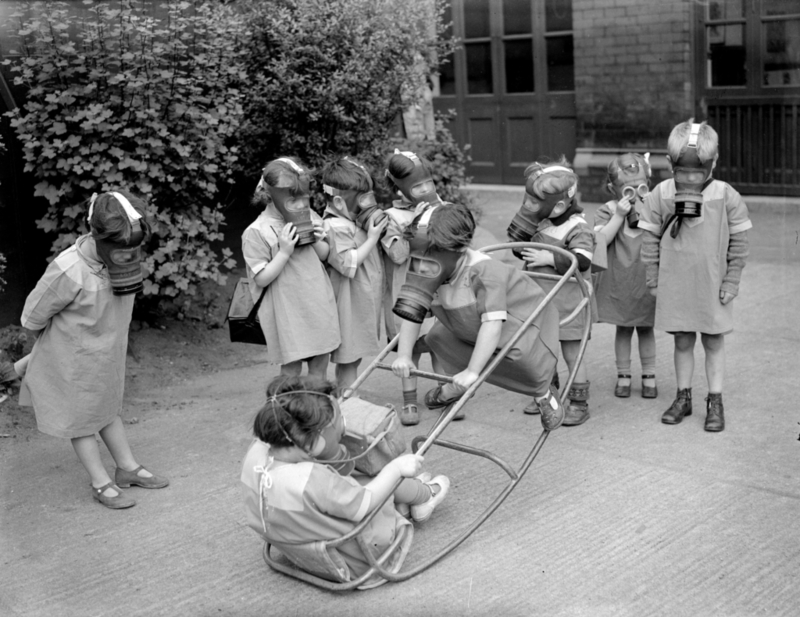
left=616, top=360, right=632, bottom=376
left=395, top=478, right=434, bottom=505
left=641, top=353, right=656, bottom=377
left=403, top=390, right=417, bottom=406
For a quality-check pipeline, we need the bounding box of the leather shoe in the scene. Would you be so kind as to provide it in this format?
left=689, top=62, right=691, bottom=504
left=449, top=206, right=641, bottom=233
left=704, top=393, right=725, bottom=432
left=662, top=389, right=692, bottom=424
left=614, top=374, right=631, bottom=398
left=115, top=466, right=169, bottom=489
left=92, top=482, right=136, bottom=509
left=642, top=374, right=658, bottom=399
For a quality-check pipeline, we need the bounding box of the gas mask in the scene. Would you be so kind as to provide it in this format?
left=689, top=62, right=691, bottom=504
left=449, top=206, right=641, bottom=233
left=393, top=206, right=463, bottom=324
left=89, top=192, right=148, bottom=296
left=266, top=158, right=316, bottom=246
left=385, top=150, right=440, bottom=206
left=507, top=166, right=576, bottom=243
left=672, top=123, right=714, bottom=218
left=323, top=158, right=387, bottom=231
left=614, top=154, right=651, bottom=228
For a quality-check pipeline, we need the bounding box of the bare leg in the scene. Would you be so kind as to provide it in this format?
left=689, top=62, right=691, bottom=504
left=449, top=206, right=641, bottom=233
left=306, top=354, right=330, bottom=379
left=280, top=360, right=303, bottom=377
left=637, top=326, right=657, bottom=388
left=72, top=434, right=116, bottom=493
left=99, top=416, right=153, bottom=478
left=336, top=359, right=361, bottom=391
left=701, top=333, right=725, bottom=393
left=673, top=332, right=696, bottom=389
left=561, top=340, right=588, bottom=384
left=615, top=326, right=634, bottom=387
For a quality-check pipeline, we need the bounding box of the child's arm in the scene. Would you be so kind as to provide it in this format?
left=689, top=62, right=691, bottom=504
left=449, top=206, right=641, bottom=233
left=252, top=223, right=298, bottom=288
left=720, top=232, right=749, bottom=305
left=311, top=220, right=330, bottom=262
left=522, top=224, right=593, bottom=274
left=452, top=319, right=503, bottom=391
left=354, top=216, right=389, bottom=267
left=640, top=231, right=661, bottom=296
left=21, top=262, right=80, bottom=331
left=362, top=453, right=424, bottom=514
left=391, top=318, right=423, bottom=377
left=595, top=197, right=633, bottom=247
left=380, top=216, right=410, bottom=265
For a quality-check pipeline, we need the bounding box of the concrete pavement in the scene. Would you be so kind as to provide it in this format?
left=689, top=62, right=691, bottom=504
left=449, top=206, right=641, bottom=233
left=1, top=188, right=799, bottom=616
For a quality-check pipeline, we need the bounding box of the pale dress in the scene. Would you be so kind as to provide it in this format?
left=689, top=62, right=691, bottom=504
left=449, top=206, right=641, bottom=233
left=323, top=207, right=384, bottom=364
left=241, top=205, right=340, bottom=365
left=638, top=179, right=752, bottom=334
left=240, top=440, right=410, bottom=584
left=526, top=214, right=597, bottom=341
left=19, top=235, right=134, bottom=438
left=593, top=200, right=656, bottom=327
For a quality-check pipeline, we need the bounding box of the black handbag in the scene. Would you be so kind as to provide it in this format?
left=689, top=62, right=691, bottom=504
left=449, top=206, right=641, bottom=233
left=227, top=278, right=267, bottom=345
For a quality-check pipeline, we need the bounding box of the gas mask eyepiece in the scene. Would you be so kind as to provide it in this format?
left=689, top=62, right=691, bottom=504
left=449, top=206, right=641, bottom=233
left=267, top=158, right=316, bottom=246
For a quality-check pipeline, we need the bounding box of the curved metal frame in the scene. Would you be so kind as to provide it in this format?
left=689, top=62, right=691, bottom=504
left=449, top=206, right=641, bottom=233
left=263, top=242, right=592, bottom=590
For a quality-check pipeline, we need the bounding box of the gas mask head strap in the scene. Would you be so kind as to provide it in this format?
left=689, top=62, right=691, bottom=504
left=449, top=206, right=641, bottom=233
left=267, top=390, right=337, bottom=453
left=88, top=192, right=142, bottom=224
left=527, top=166, right=577, bottom=201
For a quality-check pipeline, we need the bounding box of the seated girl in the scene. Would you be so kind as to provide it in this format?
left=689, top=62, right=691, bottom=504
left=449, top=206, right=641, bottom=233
left=240, top=375, right=449, bottom=586
left=391, top=202, right=564, bottom=430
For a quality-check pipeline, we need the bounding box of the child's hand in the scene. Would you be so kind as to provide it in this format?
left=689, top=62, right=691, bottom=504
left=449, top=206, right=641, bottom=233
left=615, top=195, right=633, bottom=216
left=414, top=201, right=432, bottom=216
left=392, top=453, right=424, bottom=478
left=392, top=355, right=417, bottom=378
left=312, top=221, right=327, bottom=243
left=719, top=290, right=735, bottom=305
left=520, top=248, right=555, bottom=268
left=649, top=286, right=657, bottom=297
left=367, top=215, right=389, bottom=240
left=453, top=368, right=479, bottom=391
left=278, top=223, right=299, bottom=257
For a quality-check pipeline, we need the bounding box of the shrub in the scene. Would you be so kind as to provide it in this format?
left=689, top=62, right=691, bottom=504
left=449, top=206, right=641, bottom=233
left=236, top=0, right=456, bottom=173
left=3, top=0, right=245, bottom=303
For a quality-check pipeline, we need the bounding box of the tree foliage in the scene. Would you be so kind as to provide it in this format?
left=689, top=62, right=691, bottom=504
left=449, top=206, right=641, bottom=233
left=3, top=0, right=244, bottom=300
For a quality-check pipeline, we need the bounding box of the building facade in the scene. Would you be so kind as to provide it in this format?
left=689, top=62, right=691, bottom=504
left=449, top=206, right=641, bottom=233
left=433, top=0, right=800, bottom=201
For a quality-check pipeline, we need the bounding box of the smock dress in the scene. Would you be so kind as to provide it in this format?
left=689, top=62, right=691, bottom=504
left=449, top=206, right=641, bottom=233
left=380, top=201, right=436, bottom=347
left=638, top=179, right=752, bottom=334
left=526, top=213, right=596, bottom=341
left=19, top=235, right=133, bottom=439
left=323, top=207, right=384, bottom=364
left=425, top=250, right=560, bottom=398
left=593, top=200, right=656, bottom=327
left=242, top=205, right=340, bottom=365
left=240, top=440, right=410, bottom=585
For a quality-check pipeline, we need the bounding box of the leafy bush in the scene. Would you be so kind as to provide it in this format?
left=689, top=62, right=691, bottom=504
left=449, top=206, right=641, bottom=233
left=3, top=0, right=245, bottom=302
left=236, top=0, right=456, bottom=173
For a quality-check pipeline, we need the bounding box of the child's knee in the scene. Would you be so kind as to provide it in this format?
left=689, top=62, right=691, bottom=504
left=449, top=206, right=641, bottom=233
left=673, top=332, right=696, bottom=351
left=701, top=333, right=725, bottom=352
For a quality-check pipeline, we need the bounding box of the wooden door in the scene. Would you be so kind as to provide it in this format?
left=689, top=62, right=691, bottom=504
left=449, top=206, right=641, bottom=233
left=434, top=0, right=577, bottom=185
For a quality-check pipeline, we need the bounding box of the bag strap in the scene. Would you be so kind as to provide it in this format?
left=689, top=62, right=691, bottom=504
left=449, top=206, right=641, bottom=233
left=247, top=285, right=268, bottom=321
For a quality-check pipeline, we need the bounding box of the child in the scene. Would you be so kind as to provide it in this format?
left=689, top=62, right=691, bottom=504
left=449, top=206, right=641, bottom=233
left=242, top=157, right=341, bottom=378
left=382, top=150, right=443, bottom=425
left=510, top=159, right=596, bottom=426
left=391, top=202, right=564, bottom=431
left=593, top=153, right=658, bottom=399
left=639, top=119, right=752, bottom=432
left=19, top=190, right=168, bottom=509
left=240, top=375, right=450, bottom=584
left=322, top=157, right=389, bottom=390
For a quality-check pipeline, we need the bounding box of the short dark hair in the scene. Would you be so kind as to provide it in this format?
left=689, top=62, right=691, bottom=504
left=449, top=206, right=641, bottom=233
left=321, top=157, right=372, bottom=198
left=253, top=375, right=337, bottom=450
left=385, top=151, right=433, bottom=192
left=89, top=190, right=148, bottom=243
left=427, top=202, right=475, bottom=251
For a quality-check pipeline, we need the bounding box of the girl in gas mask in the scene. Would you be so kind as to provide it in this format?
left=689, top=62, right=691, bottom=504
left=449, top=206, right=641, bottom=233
left=507, top=158, right=597, bottom=427
left=381, top=150, right=444, bottom=426
left=17, top=190, right=168, bottom=509
left=391, top=202, right=564, bottom=430
left=593, top=153, right=658, bottom=400
left=322, top=157, right=389, bottom=390
left=242, top=157, right=341, bottom=379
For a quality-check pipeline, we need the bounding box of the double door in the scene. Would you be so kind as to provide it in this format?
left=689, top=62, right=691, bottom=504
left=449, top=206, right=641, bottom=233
left=433, top=0, right=576, bottom=185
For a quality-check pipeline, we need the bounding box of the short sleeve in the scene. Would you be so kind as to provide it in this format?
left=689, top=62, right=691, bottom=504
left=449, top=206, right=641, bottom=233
left=564, top=222, right=595, bottom=263
left=325, top=218, right=358, bottom=278
left=241, top=225, right=276, bottom=277
left=472, top=261, right=509, bottom=322
left=725, top=185, right=753, bottom=234
left=593, top=201, right=614, bottom=232
left=380, top=215, right=410, bottom=264
left=638, top=182, right=667, bottom=235
left=307, top=465, right=370, bottom=523
left=20, top=262, right=80, bottom=331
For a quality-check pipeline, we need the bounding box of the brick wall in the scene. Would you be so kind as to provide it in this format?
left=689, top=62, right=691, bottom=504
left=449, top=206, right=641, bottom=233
left=572, top=0, right=694, bottom=199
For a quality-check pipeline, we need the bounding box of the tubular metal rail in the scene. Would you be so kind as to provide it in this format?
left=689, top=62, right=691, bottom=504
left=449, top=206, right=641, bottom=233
left=263, top=242, right=592, bottom=590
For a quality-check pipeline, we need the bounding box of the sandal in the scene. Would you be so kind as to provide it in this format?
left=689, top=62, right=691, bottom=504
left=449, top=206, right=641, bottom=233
left=399, top=403, right=420, bottom=426
left=614, top=374, right=631, bottom=398
left=92, top=482, right=136, bottom=509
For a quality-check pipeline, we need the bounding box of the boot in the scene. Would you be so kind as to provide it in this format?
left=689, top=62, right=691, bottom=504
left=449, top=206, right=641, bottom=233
left=661, top=388, right=692, bottom=424
left=704, top=393, right=725, bottom=432
left=563, top=381, right=590, bottom=426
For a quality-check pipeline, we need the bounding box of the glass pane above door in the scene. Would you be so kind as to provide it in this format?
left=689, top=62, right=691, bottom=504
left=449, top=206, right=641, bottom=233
left=706, top=23, right=747, bottom=86
left=504, top=0, right=532, bottom=35
left=505, top=39, right=534, bottom=93
left=764, top=18, right=800, bottom=86
left=464, top=0, right=491, bottom=39
left=466, top=42, right=494, bottom=94
left=708, top=0, right=744, bottom=20
left=546, top=35, right=574, bottom=91
left=545, top=0, right=572, bottom=32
